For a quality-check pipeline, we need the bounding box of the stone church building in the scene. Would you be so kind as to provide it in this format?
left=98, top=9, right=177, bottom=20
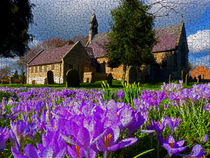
left=27, top=41, right=92, bottom=84
left=27, top=13, right=189, bottom=84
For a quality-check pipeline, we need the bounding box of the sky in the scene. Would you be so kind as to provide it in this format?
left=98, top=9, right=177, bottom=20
left=1, top=0, right=210, bottom=74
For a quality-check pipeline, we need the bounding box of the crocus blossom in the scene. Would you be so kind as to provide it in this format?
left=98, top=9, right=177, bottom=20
left=0, top=127, right=9, bottom=152
left=177, top=144, right=206, bottom=158
left=161, top=135, right=187, bottom=157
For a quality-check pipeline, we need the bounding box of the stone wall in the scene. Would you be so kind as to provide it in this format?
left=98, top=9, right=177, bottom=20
left=63, top=41, right=91, bottom=83
left=96, top=57, right=126, bottom=80
left=27, top=63, right=63, bottom=84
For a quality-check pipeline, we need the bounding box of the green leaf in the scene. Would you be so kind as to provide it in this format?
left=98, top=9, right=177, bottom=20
left=133, top=148, right=155, bottom=158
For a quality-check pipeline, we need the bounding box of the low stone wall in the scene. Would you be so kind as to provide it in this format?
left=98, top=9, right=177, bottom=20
left=28, top=77, right=45, bottom=84
left=83, top=72, right=107, bottom=83
left=28, top=76, right=63, bottom=84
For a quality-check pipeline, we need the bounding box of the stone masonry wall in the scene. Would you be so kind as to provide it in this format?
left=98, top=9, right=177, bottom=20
left=27, top=63, right=63, bottom=84
left=153, top=51, right=174, bottom=64
left=96, top=57, right=125, bottom=80
left=63, top=41, right=91, bottom=83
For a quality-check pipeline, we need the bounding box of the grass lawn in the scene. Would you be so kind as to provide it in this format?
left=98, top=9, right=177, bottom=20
left=0, top=80, right=203, bottom=90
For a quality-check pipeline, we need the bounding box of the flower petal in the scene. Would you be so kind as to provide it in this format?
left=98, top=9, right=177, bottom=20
left=140, top=130, right=155, bottom=133
left=23, top=144, right=39, bottom=158
left=107, top=138, right=138, bottom=151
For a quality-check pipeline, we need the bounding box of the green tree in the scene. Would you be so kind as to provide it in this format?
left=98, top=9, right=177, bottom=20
left=107, top=0, right=157, bottom=82
left=187, top=62, right=193, bottom=72
left=0, top=0, right=34, bottom=57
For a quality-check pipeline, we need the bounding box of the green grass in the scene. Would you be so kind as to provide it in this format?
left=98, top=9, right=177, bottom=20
left=0, top=80, right=201, bottom=90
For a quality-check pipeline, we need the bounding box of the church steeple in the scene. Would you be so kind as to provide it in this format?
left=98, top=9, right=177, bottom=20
left=181, top=14, right=184, bottom=24
left=86, top=13, right=98, bottom=47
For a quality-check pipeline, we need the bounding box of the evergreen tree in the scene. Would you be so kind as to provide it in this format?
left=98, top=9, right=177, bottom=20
left=0, top=0, right=34, bottom=57
left=107, top=0, right=156, bottom=82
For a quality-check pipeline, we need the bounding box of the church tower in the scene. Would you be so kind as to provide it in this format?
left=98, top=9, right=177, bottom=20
left=86, top=13, right=98, bottom=46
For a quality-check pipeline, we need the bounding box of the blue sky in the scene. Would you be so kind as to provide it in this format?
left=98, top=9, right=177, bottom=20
left=1, top=0, right=210, bottom=73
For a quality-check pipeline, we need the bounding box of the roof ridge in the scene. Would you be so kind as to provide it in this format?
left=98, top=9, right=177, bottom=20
left=154, top=23, right=182, bottom=31
left=27, top=49, right=44, bottom=65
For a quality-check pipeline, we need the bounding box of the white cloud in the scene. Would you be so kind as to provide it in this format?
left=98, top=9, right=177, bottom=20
left=0, top=56, right=20, bottom=73
left=28, top=39, right=41, bottom=48
left=191, top=55, right=210, bottom=69
left=187, top=30, right=210, bottom=53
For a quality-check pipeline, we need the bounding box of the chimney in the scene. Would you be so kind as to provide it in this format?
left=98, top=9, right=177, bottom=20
left=86, top=13, right=98, bottom=47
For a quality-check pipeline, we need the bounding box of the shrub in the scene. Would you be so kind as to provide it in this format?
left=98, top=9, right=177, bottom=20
left=66, top=69, right=80, bottom=87
left=14, top=79, right=21, bottom=84
left=107, top=73, right=113, bottom=86
left=0, top=79, right=10, bottom=84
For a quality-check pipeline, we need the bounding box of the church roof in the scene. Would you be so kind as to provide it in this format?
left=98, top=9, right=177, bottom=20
left=152, top=24, right=182, bottom=52
left=28, top=44, right=74, bottom=66
left=82, top=23, right=183, bottom=58
left=28, top=23, right=183, bottom=66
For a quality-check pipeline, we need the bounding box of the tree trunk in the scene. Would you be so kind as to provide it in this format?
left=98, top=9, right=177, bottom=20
left=127, top=66, right=133, bottom=84
left=122, top=64, right=127, bottom=83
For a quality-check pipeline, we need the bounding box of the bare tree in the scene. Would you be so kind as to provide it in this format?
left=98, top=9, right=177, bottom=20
left=140, top=0, right=196, bottom=17
left=26, top=38, right=67, bottom=62
left=0, top=66, right=12, bottom=78
left=16, top=56, right=28, bottom=84
left=29, top=38, right=66, bottom=54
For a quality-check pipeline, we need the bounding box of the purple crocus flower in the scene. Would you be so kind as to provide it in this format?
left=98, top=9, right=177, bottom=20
left=96, top=127, right=138, bottom=158
left=200, top=134, right=208, bottom=143
left=204, top=103, right=210, bottom=113
left=10, top=120, right=29, bottom=148
left=166, top=116, right=181, bottom=134
left=119, top=107, right=145, bottom=136
left=36, top=129, right=67, bottom=158
left=177, top=144, right=206, bottom=158
left=12, top=143, right=66, bottom=158
left=154, top=118, right=167, bottom=136
left=12, top=144, right=39, bottom=158
left=67, top=145, right=85, bottom=158
left=161, top=135, right=187, bottom=157
left=0, top=126, right=9, bottom=152
left=126, top=111, right=145, bottom=136
left=61, top=119, right=105, bottom=158
left=116, top=90, right=124, bottom=100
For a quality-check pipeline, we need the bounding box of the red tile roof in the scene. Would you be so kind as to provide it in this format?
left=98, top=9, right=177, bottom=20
left=28, top=44, right=73, bottom=66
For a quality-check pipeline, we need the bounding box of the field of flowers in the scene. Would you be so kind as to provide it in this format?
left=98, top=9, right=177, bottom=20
left=0, top=82, right=209, bottom=158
